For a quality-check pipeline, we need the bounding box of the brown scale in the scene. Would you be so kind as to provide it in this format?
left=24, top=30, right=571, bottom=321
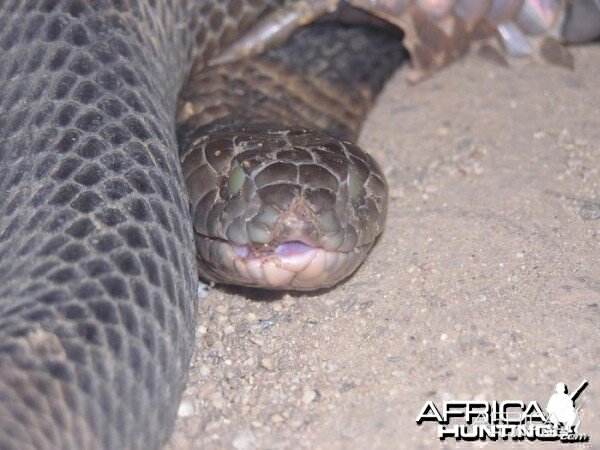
left=210, top=0, right=599, bottom=82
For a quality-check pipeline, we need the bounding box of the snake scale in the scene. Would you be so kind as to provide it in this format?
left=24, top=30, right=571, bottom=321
left=0, top=0, right=599, bottom=449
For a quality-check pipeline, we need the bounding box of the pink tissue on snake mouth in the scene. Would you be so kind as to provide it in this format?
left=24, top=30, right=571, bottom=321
left=274, top=241, right=313, bottom=257
left=233, top=241, right=315, bottom=259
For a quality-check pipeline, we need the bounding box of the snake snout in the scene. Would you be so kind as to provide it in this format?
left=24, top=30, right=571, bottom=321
left=184, top=125, right=388, bottom=290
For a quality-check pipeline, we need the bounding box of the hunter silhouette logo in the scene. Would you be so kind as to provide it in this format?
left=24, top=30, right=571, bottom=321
left=416, top=380, right=590, bottom=442
left=545, top=381, right=587, bottom=435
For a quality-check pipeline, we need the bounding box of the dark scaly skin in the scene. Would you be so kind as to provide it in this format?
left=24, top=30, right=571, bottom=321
left=221, top=1, right=600, bottom=81
left=0, top=1, right=287, bottom=449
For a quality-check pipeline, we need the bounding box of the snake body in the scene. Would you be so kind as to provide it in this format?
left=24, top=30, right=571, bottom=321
left=0, top=1, right=599, bottom=449
left=0, top=1, right=273, bottom=448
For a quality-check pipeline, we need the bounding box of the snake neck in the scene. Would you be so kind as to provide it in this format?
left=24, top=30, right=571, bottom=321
left=177, top=23, right=407, bottom=147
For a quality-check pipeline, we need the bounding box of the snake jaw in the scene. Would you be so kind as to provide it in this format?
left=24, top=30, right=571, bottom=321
left=217, top=199, right=369, bottom=289
left=233, top=241, right=326, bottom=287
left=197, top=235, right=369, bottom=290
left=196, top=202, right=369, bottom=290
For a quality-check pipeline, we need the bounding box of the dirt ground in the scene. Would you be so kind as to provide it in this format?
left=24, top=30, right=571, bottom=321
left=167, top=46, right=599, bottom=449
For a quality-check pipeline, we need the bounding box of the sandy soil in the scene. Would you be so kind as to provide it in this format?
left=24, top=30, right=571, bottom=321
left=167, top=46, right=599, bottom=449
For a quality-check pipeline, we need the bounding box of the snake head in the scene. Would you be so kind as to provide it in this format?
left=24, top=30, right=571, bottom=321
left=182, top=125, right=388, bottom=290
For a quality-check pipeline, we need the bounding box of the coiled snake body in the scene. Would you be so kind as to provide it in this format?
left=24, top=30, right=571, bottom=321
left=0, top=1, right=598, bottom=449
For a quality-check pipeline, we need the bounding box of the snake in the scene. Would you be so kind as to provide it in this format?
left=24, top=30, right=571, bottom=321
left=0, top=0, right=599, bottom=449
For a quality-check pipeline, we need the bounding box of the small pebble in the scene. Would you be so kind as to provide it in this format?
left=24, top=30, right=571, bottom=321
left=302, top=389, right=318, bottom=405
left=261, top=358, right=275, bottom=371
left=341, top=297, right=358, bottom=312
left=197, top=283, right=210, bottom=299
left=211, top=393, right=224, bottom=409
left=249, top=336, right=265, bottom=347
left=270, top=413, right=284, bottom=424
left=580, top=203, right=600, bottom=220
left=246, top=313, right=257, bottom=322
left=342, top=426, right=358, bottom=439
left=259, top=318, right=275, bottom=330
left=177, top=400, right=194, bottom=417
left=232, top=432, right=256, bottom=450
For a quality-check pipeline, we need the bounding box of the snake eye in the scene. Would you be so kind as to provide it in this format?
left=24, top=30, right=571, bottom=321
left=227, top=165, right=245, bottom=196
left=347, top=166, right=362, bottom=201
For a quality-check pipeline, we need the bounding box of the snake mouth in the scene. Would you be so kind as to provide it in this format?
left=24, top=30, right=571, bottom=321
left=195, top=235, right=368, bottom=290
